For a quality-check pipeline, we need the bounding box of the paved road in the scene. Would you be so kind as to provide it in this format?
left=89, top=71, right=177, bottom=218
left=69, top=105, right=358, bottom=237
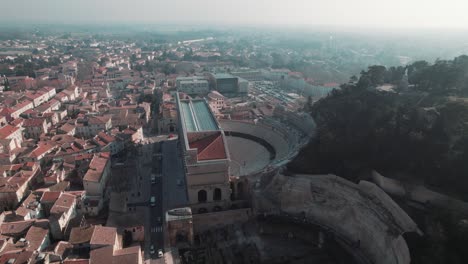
left=146, top=142, right=165, bottom=263
left=124, top=141, right=164, bottom=263
left=161, top=140, right=188, bottom=211
left=137, top=138, right=188, bottom=264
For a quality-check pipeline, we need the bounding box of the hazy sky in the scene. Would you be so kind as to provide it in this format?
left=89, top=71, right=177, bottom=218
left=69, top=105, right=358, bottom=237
left=2, top=0, right=468, bottom=29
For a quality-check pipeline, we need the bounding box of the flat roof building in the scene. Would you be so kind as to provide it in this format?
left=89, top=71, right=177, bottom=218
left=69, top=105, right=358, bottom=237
left=176, top=76, right=209, bottom=95
left=209, top=73, right=248, bottom=96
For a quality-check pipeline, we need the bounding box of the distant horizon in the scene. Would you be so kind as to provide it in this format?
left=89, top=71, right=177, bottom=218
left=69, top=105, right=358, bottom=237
left=3, top=0, right=468, bottom=31
left=2, top=20, right=468, bottom=35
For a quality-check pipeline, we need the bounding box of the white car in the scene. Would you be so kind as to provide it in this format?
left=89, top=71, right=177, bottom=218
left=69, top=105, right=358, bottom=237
left=150, top=196, right=156, bottom=206
left=150, top=245, right=155, bottom=255
left=158, top=249, right=163, bottom=258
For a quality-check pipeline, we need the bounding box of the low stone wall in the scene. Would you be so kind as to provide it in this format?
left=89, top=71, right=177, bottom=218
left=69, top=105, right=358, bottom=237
left=192, top=208, right=253, bottom=234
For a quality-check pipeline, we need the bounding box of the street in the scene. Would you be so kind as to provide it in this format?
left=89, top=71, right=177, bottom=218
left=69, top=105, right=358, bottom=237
left=122, top=131, right=188, bottom=264
left=147, top=141, right=165, bottom=263
left=161, top=139, right=188, bottom=211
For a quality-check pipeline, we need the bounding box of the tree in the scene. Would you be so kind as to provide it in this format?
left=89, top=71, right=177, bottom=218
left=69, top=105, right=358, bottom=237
left=130, top=54, right=137, bottom=63
left=3, top=77, right=10, bottom=91
left=99, top=57, right=109, bottom=67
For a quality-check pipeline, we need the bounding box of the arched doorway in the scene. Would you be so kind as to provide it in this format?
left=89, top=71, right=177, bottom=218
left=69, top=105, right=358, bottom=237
left=213, top=188, right=222, bottom=201
left=230, top=182, right=235, bottom=201
left=237, top=182, right=245, bottom=199
left=198, top=190, right=207, bottom=203
left=176, top=231, right=188, bottom=243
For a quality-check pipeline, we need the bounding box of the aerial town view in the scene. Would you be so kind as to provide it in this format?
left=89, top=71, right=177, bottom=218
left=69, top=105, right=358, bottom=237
left=1, top=1, right=468, bottom=264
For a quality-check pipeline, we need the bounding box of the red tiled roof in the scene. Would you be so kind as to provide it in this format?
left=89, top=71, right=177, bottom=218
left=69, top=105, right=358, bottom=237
left=0, top=125, right=19, bottom=139
left=69, top=226, right=95, bottom=245
left=189, top=132, right=227, bottom=161
left=24, top=225, right=49, bottom=250
left=113, top=246, right=141, bottom=264
left=40, top=191, right=61, bottom=203
left=90, top=245, right=113, bottom=264
left=83, top=154, right=109, bottom=182
left=97, top=132, right=115, bottom=143
left=1, top=107, right=14, bottom=115
left=0, top=220, right=35, bottom=236
left=50, top=193, right=75, bottom=217
left=0, top=173, right=32, bottom=193
left=10, top=118, right=24, bottom=127
left=90, top=226, right=116, bottom=246
left=54, top=241, right=73, bottom=257
left=29, top=142, right=56, bottom=158
left=0, top=250, right=34, bottom=264
left=23, top=118, right=45, bottom=127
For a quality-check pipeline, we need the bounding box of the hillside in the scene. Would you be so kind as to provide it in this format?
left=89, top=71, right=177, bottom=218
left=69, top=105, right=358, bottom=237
left=288, top=55, right=468, bottom=263
left=289, top=56, right=468, bottom=199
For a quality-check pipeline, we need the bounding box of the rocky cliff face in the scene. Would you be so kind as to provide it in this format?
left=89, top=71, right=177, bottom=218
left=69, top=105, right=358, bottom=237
left=254, top=173, right=421, bottom=264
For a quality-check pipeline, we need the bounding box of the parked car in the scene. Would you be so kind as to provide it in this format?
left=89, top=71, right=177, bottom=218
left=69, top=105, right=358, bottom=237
left=158, top=249, right=164, bottom=258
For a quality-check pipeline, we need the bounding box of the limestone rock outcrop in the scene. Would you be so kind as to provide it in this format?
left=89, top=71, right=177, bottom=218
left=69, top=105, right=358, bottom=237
left=254, top=173, right=421, bottom=264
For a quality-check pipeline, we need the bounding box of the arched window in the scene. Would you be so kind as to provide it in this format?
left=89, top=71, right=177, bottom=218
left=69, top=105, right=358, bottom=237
left=198, top=190, right=207, bottom=203
left=213, top=188, right=222, bottom=201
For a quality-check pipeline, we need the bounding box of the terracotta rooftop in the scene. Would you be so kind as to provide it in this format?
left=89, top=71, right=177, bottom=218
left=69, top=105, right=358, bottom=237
left=90, top=226, right=117, bottom=246
left=0, top=173, right=32, bottom=193
left=23, top=118, right=45, bottom=127
left=83, top=154, right=110, bottom=183
left=0, top=250, right=34, bottom=264
left=40, top=191, right=61, bottom=203
left=113, top=246, right=141, bottom=264
left=69, top=226, right=95, bottom=245
left=188, top=132, right=227, bottom=161
left=28, top=142, right=56, bottom=159
left=10, top=118, right=24, bottom=127
left=50, top=193, right=75, bottom=217
left=0, top=125, right=19, bottom=139
left=96, top=132, right=115, bottom=144
left=0, top=220, right=35, bottom=236
left=24, top=225, right=49, bottom=250
left=90, top=245, right=113, bottom=264
left=54, top=241, right=73, bottom=258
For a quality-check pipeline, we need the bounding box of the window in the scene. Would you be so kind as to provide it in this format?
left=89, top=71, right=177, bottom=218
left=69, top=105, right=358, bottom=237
left=213, top=188, right=222, bottom=201
left=198, top=190, right=207, bottom=203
